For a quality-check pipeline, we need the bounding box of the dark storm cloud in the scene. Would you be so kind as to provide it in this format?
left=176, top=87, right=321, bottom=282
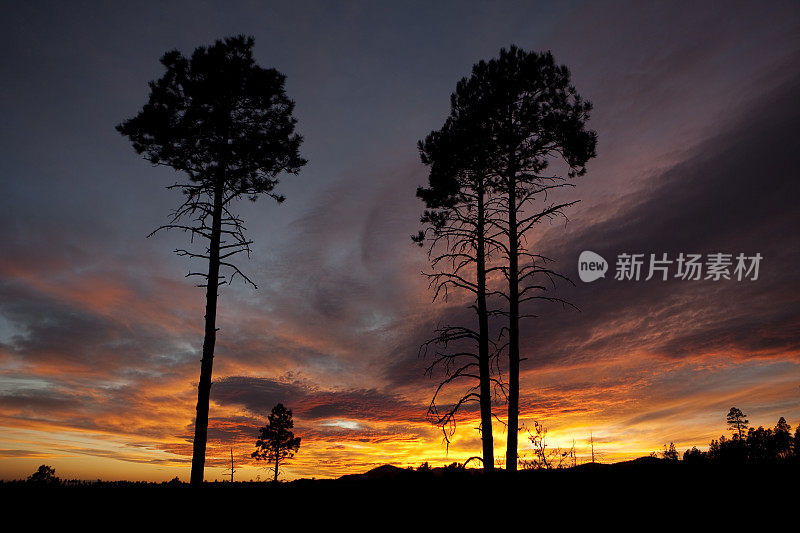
left=212, top=376, right=309, bottom=412
left=0, top=387, right=83, bottom=412
left=518, top=73, right=800, bottom=366
left=0, top=277, right=198, bottom=374
left=204, top=416, right=263, bottom=443
left=213, top=375, right=425, bottom=422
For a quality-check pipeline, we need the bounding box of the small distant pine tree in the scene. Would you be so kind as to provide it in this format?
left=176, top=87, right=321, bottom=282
left=662, top=442, right=679, bottom=461
left=745, top=426, right=774, bottom=462
left=726, top=407, right=749, bottom=439
left=773, top=417, right=792, bottom=460
left=252, top=403, right=301, bottom=482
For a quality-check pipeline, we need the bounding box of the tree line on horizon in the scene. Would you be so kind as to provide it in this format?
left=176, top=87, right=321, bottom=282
left=667, top=407, right=800, bottom=465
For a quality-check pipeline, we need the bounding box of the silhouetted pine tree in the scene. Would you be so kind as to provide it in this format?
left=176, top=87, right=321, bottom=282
left=252, top=403, right=302, bottom=482
left=436, top=46, right=596, bottom=470
left=117, top=35, right=306, bottom=486
left=726, top=407, right=749, bottom=439
left=774, top=417, right=792, bottom=460
left=415, top=115, right=505, bottom=471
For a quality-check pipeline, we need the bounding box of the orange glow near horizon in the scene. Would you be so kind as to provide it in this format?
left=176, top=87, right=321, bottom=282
left=2, top=344, right=797, bottom=481
left=2, top=219, right=798, bottom=481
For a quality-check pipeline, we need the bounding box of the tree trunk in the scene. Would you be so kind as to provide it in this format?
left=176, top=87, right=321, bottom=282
left=189, top=180, right=223, bottom=487
left=506, top=172, right=519, bottom=472
left=475, top=180, right=494, bottom=471
left=274, top=452, right=279, bottom=483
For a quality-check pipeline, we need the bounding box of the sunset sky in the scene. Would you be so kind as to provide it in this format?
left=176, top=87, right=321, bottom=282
left=1, top=1, right=799, bottom=481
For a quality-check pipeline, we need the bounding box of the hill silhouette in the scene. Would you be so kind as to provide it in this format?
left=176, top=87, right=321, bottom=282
left=338, top=463, right=415, bottom=481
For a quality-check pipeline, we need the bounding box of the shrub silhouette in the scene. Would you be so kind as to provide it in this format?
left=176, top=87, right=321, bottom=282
left=27, top=465, right=59, bottom=485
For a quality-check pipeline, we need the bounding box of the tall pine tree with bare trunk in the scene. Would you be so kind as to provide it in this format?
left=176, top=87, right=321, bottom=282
left=415, top=116, right=505, bottom=471
left=117, top=35, right=306, bottom=486
left=443, top=47, right=596, bottom=471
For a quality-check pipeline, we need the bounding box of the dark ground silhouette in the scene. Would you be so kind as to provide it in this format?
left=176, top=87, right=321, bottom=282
left=3, top=459, right=797, bottom=516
